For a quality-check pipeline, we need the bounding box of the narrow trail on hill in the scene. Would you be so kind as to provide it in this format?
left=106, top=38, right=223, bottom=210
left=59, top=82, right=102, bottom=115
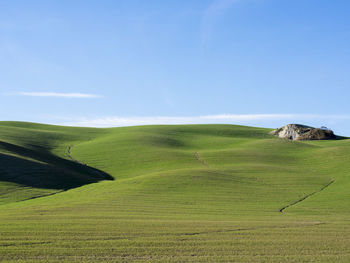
left=67, top=145, right=85, bottom=165
left=279, top=180, right=334, bottom=213
left=14, top=190, right=66, bottom=203
left=194, top=151, right=207, bottom=166
left=66, top=145, right=113, bottom=181
left=180, top=221, right=325, bottom=237
left=99, top=222, right=326, bottom=241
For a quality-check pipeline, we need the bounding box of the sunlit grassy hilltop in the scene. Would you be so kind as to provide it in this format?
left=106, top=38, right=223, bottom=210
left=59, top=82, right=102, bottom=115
left=0, top=121, right=350, bottom=262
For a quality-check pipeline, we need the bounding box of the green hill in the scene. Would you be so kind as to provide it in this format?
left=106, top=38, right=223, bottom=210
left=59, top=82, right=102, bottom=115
left=0, top=122, right=349, bottom=262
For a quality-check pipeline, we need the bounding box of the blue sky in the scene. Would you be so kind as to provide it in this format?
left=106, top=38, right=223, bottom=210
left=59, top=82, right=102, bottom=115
left=1, top=0, right=350, bottom=135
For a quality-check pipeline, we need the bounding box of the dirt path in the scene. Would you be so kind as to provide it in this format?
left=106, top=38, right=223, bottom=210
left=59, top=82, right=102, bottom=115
left=67, top=145, right=85, bottom=165
left=180, top=221, right=325, bottom=237
left=280, top=180, right=334, bottom=213
left=16, top=190, right=66, bottom=203
left=194, top=151, right=207, bottom=166
left=66, top=145, right=113, bottom=180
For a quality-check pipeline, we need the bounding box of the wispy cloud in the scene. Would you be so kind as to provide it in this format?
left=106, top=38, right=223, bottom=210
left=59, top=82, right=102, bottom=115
left=16, top=92, right=100, bottom=99
left=201, top=0, right=238, bottom=48
left=61, top=114, right=350, bottom=128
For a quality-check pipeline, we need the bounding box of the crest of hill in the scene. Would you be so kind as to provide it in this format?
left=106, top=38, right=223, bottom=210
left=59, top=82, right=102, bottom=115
left=269, top=124, right=336, bottom=140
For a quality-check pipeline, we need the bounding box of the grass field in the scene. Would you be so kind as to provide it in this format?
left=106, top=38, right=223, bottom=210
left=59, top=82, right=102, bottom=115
left=0, top=121, right=350, bottom=262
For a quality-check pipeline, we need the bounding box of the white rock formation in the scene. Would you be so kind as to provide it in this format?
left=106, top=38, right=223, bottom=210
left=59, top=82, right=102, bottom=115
left=269, top=124, right=336, bottom=141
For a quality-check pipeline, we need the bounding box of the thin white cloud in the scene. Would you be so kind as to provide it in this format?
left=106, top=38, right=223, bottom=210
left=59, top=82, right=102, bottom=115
left=61, top=114, right=350, bottom=128
left=17, top=92, right=100, bottom=98
left=199, top=114, right=298, bottom=120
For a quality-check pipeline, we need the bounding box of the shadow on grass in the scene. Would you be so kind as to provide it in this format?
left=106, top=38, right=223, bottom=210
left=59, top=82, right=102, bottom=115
left=0, top=141, right=113, bottom=190
left=335, top=135, right=349, bottom=140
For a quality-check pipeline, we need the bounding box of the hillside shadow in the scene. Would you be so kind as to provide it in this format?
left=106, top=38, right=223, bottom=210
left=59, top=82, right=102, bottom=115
left=335, top=135, right=349, bottom=140
left=0, top=141, right=113, bottom=190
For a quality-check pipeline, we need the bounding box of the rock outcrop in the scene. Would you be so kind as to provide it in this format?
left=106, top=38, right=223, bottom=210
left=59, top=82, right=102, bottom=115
left=269, top=124, right=336, bottom=141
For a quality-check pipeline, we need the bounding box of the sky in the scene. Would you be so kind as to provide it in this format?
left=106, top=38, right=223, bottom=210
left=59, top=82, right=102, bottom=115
left=1, top=0, right=350, bottom=135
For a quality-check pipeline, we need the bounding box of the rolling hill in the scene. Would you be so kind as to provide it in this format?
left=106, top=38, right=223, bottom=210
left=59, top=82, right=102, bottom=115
left=0, top=121, right=349, bottom=262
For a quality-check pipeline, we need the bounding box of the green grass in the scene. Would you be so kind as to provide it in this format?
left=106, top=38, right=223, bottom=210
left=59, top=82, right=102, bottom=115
left=0, top=122, right=350, bottom=262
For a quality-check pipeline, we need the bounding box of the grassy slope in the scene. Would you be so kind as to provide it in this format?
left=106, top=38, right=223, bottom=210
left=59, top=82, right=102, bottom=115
left=0, top=122, right=350, bottom=262
left=0, top=122, right=112, bottom=204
